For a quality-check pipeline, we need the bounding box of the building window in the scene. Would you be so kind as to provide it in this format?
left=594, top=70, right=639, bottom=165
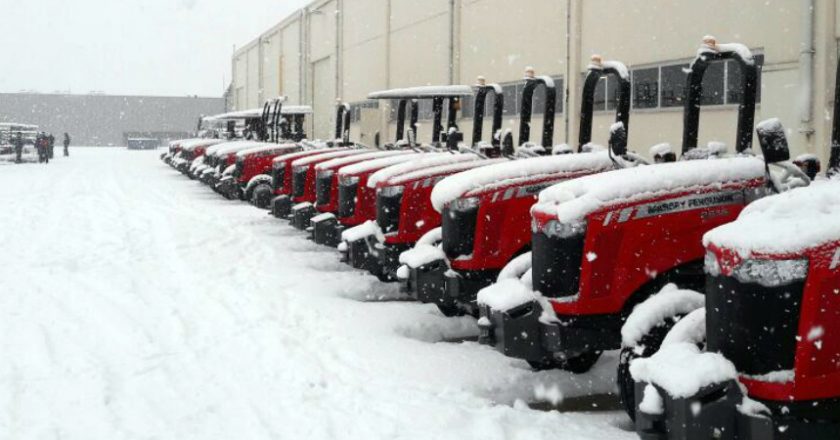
left=700, top=61, right=725, bottom=105
left=632, top=68, right=659, bottom=109
left=727, top=54, right=764, bottom=104
left=660, top=64, right=688, bottom=108
left=630, top=53, right=763, bottom=110
left=348, top=100, right=378, bottom=123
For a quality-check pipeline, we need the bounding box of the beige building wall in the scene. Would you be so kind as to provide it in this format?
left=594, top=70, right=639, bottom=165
left=232, top=0, right=840, bottom=165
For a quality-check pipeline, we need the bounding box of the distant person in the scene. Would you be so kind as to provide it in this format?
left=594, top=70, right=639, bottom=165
left=48, top=133, right=55, bottom=159
left=13, top=132, right=23, bottom=163
left=37, top=133, right=49, bottom=164
left=63, top=132, right=70, bottom=156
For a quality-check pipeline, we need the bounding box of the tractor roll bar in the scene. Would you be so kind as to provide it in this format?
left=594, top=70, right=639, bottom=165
left=682, top=37, right=758, bottom=154
left=472, top=79, right=504, bottom=147
left=518, top=68, right=556, bottom=149
left=260, top=101, right=271, bottom=141
left=334, top=102, right=351, bottom=142
left=580, top=55, right=631, bottom=151
left=271, top=99, right=283, bottom=142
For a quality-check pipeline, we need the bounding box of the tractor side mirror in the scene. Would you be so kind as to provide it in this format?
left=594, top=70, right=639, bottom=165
left=756, top=118, right=790, bottom=164
left=501, top=131, right=515, bottom=157
left=609, top=122, right=628, bottom=157
left=446, top=131, right=463, bottom=152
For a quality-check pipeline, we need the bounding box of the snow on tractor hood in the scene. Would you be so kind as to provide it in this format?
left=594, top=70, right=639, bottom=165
left=212, top=141, right=272, bottom=157
left=272, top=148, right=335, bottom=165
left=235, top=143, right=299, bottom=159
left=704, top=179, right=840, bottom=256
left=338, top=153, right=425, bottom=176
left=430, top=152, right=615, bottom=212
left=314, top=150, right=411, bottom=171
left=533, top=156, right=766, bottom=223
left=367, top=153, right=479, bottom=188
left=291, top=149, right=367, bottom=167
left=385, top=158, right=507, bottom=190
left=180, top=138, right=226, bottom=151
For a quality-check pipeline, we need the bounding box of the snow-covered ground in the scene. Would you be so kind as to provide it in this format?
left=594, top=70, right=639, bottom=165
left=0, top=148, right=634, bottom=440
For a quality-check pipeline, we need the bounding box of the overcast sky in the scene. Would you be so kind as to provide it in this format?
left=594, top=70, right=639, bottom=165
left=0, top=0, right=309, bottom=97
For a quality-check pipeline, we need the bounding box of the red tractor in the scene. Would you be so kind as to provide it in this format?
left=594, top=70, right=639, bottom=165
left=399, top=56, right=634, bottom=316
left=476, top=39, right=779, bottom=377
left=214, top=101, right=314, bottom=200
left=334, top=84, right=501, bottom=277
left=626, top=58, right=840, bottom=439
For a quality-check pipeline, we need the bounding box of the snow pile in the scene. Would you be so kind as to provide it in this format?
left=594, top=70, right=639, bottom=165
left=399, top=244, right=446, bottom=269
left=388, top=158, right=506, bottom=188
left=621, top=284, right=705, bottom=348
left=476, top=278, right=539, bottom=312
left=630, top=342, right=737, bottom=398
left=534, top=157, right=766, bottom=223
left=310, top=212, right=336, bottom=223
left=179, top=138, right=226, bottom=151
left=661, top=308, right=706, bottom=347
left=497, top=252, right=533, bottom=281
left=705, top=181, right=840, bottom=255
left=338, top=153, right=424, bottom=176
left=315, top=150, right=408, bottom=171
left=367, top=153, right=479, bottom=188
left=431, top=153, right=613, bottom=211
left=697, top=37, right=755, bottom=65
left=341, top=220, right=384, bottom=242
left=291, top=149, right=364, bottom=167
left=416, top=227, right=442, bottom=246
left=638, top=384, right=663, bottom=415
left=649, top=143, right=672, bottom=157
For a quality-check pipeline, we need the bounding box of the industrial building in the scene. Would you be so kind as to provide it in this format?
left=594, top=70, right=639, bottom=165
left=0, top=93, right=224, bottom=146
left=231, top=0, right=839, bottom=163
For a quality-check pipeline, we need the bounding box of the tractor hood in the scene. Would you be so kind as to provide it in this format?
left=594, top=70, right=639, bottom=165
left=430, top=152, right=614, bottom=212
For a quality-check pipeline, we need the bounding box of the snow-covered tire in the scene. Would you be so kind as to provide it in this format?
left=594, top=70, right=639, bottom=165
left=244, top=175, right=273, bottom=207
left=251, top=185, right=273, bottom=209
left=617, top=315, right=680, bottom=421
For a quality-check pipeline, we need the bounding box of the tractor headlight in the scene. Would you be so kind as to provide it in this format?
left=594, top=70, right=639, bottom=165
left=541, top=219, right=586, bottom=238
left=273, top=160, right=285, bottom=170
left=340, top=175, right=360, bottom=186
left=731, top=258, right=809, bottom=287
left=449, top=196, right=479, bottom=212
left=318, top=169, right=335, bottom=180
left=378, top=185, right=404, bottom=197
left=293, top=165, right=308, bottom=174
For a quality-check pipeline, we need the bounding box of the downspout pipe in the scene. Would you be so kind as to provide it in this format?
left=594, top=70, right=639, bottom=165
left=799, top=0, right=816, bottom=136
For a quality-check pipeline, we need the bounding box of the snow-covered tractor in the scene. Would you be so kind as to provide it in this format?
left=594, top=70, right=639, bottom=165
left=333, top=83, right=505, bottom=278
left=398, top=56, right=633, bottom=316
left=475, top=38, right=790, bottom=380
left=627, top=55, right=840, bottom=440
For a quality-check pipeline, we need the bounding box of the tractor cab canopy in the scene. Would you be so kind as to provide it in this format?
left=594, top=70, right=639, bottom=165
left=367, top=85, right=472, bottom=150
left=205, top=100, right=312, bottom=143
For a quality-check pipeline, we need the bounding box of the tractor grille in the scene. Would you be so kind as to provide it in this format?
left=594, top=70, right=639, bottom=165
left=338, top=182, right=358, bottom=218
left=292, top=168, right=308, bottom=198
left=316, top=174, right=333, bottom=206
left=706, top=275, right=805, bottom=376
left=376, top=192, right=403, bottom=234
left=271, top=167, right=286, bottom=192
left=441, top=205, right=478, bottom=259
left=531, top=229, right=585, bottom=298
